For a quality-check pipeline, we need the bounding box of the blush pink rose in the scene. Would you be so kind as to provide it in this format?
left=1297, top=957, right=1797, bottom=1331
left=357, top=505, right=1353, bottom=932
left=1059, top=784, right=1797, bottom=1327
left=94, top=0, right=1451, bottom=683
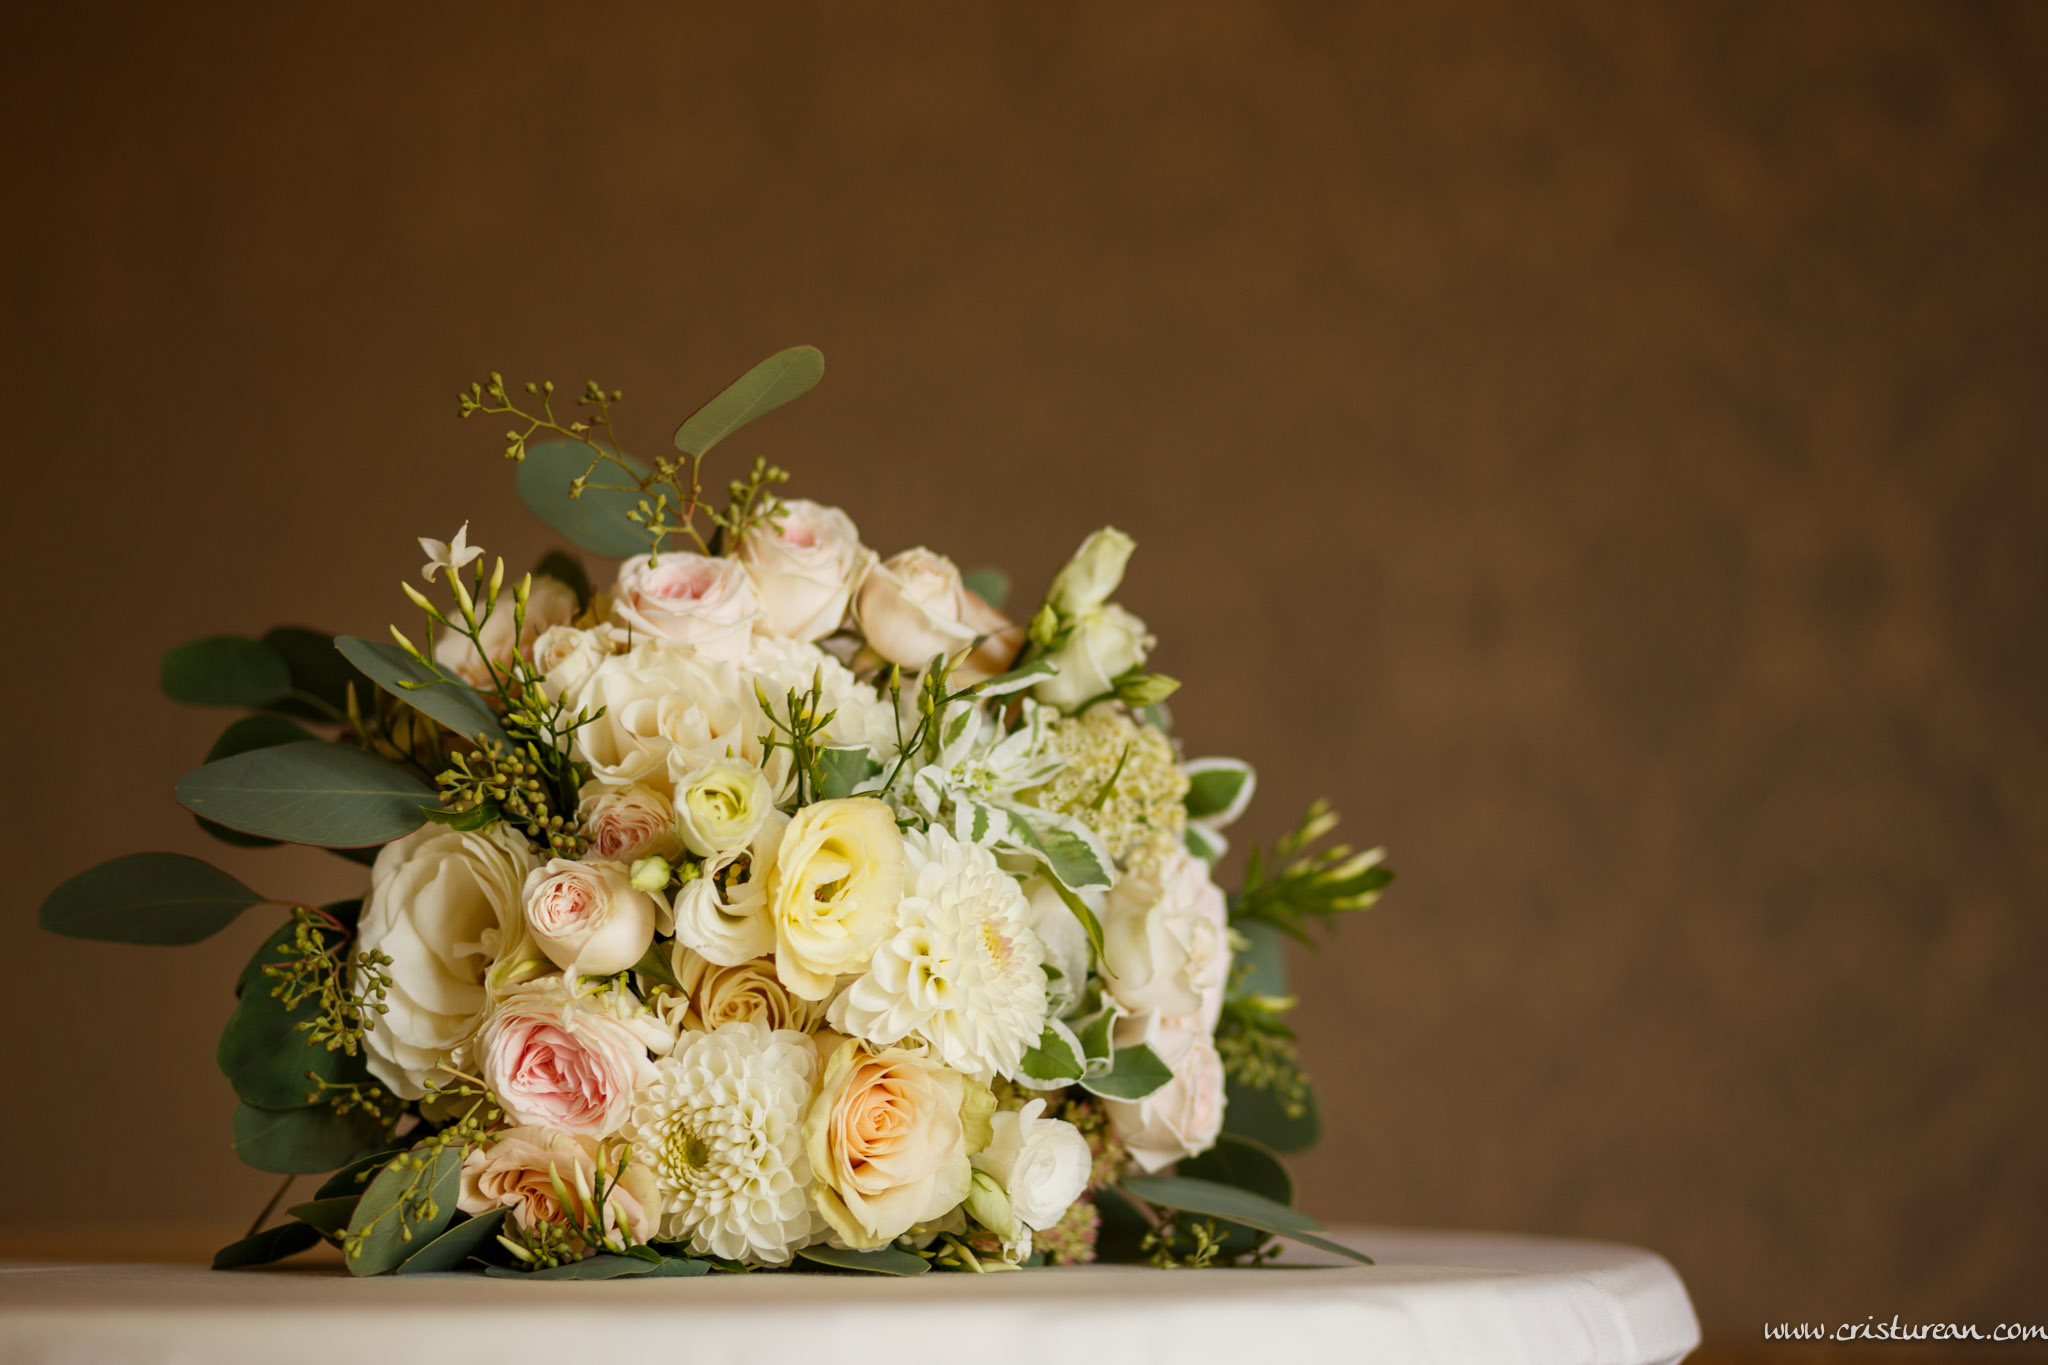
left=738, top=499, right=867, bottom=642
left=611, top=552, right=759, bottom=661
left=479, top=978, right=657, bottom=1137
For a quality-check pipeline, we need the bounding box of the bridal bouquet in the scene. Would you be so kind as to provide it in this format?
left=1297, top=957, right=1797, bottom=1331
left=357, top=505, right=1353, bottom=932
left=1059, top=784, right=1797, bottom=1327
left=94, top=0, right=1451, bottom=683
left=42, top=348, right=1390, bottom=1278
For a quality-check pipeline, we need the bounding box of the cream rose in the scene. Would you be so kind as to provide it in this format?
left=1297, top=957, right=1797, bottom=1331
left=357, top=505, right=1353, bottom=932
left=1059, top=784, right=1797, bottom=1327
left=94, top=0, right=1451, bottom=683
left=531, top=624, right=612, bottom=702
left=1033, top=602, right=1154, bottom=711
left=666, top=948, right=827, bottom=1033
left=1102, top=1012, right=1226, bottom=1172
left=671, top=808, right=787, bottom=966
left=610, top=551, right=759, bottom=661
left=738, top=498, right=867, bottom=642
left=675, top=757, right=774, bottom=857
left=1101, top=849, right=1231, bottom=1033
left=972, top=1097, right=1091, bottom=1233
left=521, top=858, right=658, bottom=976
left=479, top=977, right=658, bottom=1137
left=854, top=548, right=1021, bottom=682
left=806, top=1038, right=990, bottom=1249
left=570, top=642, right=771, bottom=796
left=576, top=782, right=681, bottom=863
left=434, top=574, right=580, bottom=688
left=768, top=797, right=906, bottom=1000
left=457, top=1126, right=660, bottom=1247
left=355, top=824, right=538, bottom=1099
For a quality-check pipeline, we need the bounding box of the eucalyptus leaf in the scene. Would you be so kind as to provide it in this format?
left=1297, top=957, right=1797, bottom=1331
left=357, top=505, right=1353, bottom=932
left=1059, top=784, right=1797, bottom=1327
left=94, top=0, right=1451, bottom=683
left=796, top=1244, right=930, bottom=1276
left=1177, top=1134, right=1295, bottom=1207
left=486, top=1255, right=657, bottom=1281
left=285, top=1196, right=359, bottom=1236
left=1221, top=1072, right=1322, bottom=1154
left=1235, top=919, right=1290, bottom=999
left=517, top=441, right=657, bottom=560
left=176, top=741, right=434, bottom=847
left=1120, top=1175, right=1371, bottom=1264
left=394, top=1208, right=508, bottom=1274
left=161, top=635, right=291, bottom=707
left=345, top=1145, right=463, bottom=1276
left=1081, top=1041, right=1172, bottom=1101
left=39, top=853, right=267, bottom=945
left=642, top=1257, right=713, bottom=1277
left=194, top=715, right=320, bottom=849
left=816, top=746, right=883, bottom=800
left=261, top=627, right=371, bottom=721
left=335, top=636, right=508, bottom=745
left=231, top=1101, right=390, bottom=1175
left=962, top=568, right=1010, bottom=611
left=212, top=1220, right=322, bottom=1270
left=218, top=920, right=377, bottom=1109
left=316, top=1147, right=404, bottom=1200
left=673, top=346, right=824, bottom=458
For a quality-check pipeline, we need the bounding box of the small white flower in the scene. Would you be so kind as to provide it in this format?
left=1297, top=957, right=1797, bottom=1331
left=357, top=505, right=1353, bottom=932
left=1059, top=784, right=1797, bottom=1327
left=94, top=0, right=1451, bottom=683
left=625, top=1021, right=820, bottom=1264
left=418, top=522, right=484, bottom=583
left=828, top=826, right=1047, bottom=1080
left=973, top=1097, right=1092, bottom=1234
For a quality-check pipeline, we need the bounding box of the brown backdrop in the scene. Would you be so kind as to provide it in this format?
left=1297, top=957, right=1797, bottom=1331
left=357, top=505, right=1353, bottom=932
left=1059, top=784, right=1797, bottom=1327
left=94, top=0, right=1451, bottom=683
left=5, top=0, right=2046, bottom=1346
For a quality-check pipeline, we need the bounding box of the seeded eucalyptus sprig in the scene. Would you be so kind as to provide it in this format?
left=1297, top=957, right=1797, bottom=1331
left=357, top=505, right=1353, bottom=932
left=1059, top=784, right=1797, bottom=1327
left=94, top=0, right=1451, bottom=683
left=262, top=905, right=391, bottom=1058
left=1230, top=799, right=1394, bottom=946
left=1214, top=992, right=1311, bottom=1119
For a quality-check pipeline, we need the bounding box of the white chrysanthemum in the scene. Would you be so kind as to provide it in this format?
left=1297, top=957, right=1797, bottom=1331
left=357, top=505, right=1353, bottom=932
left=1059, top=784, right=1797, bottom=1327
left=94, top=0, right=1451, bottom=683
left=748, top=636, right=897, bottom=764
left=625, top=1021, right=820, bottom=1264
left=828, top=827, right=1048, bottom=1080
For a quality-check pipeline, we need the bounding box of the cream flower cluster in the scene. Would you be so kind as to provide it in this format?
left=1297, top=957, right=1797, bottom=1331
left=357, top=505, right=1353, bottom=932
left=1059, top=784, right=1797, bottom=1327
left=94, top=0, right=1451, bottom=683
left=353, top=507, right=1245, bottom=1270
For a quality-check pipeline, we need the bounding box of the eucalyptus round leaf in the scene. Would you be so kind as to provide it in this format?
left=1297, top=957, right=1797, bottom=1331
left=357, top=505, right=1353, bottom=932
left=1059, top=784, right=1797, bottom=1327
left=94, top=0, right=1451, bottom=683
left=218, top=921, right=377, bottom=1109
left=394, top=1208, right=507, bottom=1274
left=485, top=1255, right=657, bottom=1281
left=1120, top=1174, right=1371, bottom=1264
left=672, top=346, right=824, bottom=458
left=345, top=1144, right=463, bottom=1276
left=796, top=1244, right=929, bottom=1276
left=284, top=1196, right=359, bottom=1237
left=261, top=627, right=371, bottom=721
left=212, top=1220, right=322, bottom=1270
left=194, top=715, right=321, bottom=850
left=315, top=1146, right=404, bottom=1200
left=231, top=1101, right=390, bottom=1174
left=161, top=635, right=291, bottom=707
left=515, top=440, right=656, bottom=560
left=1177, top=1133, right=1295, bottom=1206
left=335, top=636, right=508, bottom=745
left=1222, top=1071, right=1322, bottom=1154
left=176, top=741, right=433, bottom=847
left=39, top=853, right=266, bottom=945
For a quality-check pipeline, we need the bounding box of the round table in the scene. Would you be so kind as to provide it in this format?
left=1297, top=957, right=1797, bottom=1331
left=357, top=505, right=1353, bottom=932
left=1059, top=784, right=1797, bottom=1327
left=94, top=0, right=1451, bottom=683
left=0, top=1226, right=1699, bottom=1365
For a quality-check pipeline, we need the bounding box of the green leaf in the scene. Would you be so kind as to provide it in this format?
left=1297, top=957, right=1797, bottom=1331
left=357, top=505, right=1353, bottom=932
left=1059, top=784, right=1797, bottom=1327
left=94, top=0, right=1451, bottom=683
left=231, top=1101, right=390, bottom=1174
left=1235, top=919, right=1290, bottom=998
left=316, top=1148, right=403, bottom=1199
left=1005, top=811, right=1113, bottom=890
left=261, top=627, right=372, bottom=721
left=335, top=636, right=508, bottom=745
left=161, top=635, right=291, bottom=707
left=218, top=920, right=377, bottom=1109
left=634, top=941, right=684, bottom=994
left=193, top=715, right=324, bottom=849
left=176, top=741, right=434, bottom=847
left=1017, top=1023, right=1083, bottom=1086
left=395, top=1208, right=507, bottom=1274
left=533, top=551, right=593, bottom=609
left=975, top=659, right=1057, bottom=699
left=285, top=1196, right=359, bottom=1236
left=1120, top=1175, right=1371, bottom=1264
left=521, top=439, right=661, bottom=559
left=485, top=1255, right=657, bottom=1281
left=1183, top=758, right=1256, bottom=824
left=1221, top=1073, right=1322, bottom=1154
left=796, top=1244, right=930, bottom=1276
left=641, top=1256, right=713, bottom=1277
left=1075, top=1007, right=1117, bottom=1064
left=1177, top=1134, right=1294, bottom=1206
left=673, top=346, right=824, bottom=458
left=1183, top=824, right=1226, bottom=863
left=345, top=1145, right=463, bottom=1276
left=1081, top=1041, right=1172, bottom=1101
left=816, top=746, right=883, bottom=800
left=39, top=853, right=266, bottom=945
left=962, top=568, right=1010, bottom=611
left=211, top=1220, right=322, bottom=1270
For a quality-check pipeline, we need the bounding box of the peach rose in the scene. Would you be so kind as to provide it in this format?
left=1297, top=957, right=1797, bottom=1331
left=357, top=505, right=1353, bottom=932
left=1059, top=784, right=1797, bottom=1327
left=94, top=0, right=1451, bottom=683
left=805, top=1038, right=991, bottom=1249
left=667, top=948, right=827, bottom=1034
left=610, top=551, right=758, bottom=661
left=457, top=1125, right=660, bottom=1247
left=479, top=978, right=657, bottom=1137
left=854, top=548, right=1021, bottom=682
left=738, top=498, right=867, bottom=642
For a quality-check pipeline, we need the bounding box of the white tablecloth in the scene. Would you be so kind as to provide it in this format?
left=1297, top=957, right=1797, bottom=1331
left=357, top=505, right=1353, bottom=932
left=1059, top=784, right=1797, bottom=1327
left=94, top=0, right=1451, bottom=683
left=0, top=1226, right=1699, bottom=1365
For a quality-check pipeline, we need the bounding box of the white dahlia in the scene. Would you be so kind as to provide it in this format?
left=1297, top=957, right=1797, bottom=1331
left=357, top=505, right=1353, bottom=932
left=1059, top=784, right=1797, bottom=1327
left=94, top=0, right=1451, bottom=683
left=625, top=1021, right=819, bottom=1264
left=828, top=826, right=1048, bottom=1080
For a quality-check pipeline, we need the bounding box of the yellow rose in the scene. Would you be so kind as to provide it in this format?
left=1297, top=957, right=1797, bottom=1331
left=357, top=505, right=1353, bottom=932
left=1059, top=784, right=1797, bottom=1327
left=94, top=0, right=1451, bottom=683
left=768, top=797, right=905, bottom=1000
left=805, top=1038, right=990, bottom=1249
